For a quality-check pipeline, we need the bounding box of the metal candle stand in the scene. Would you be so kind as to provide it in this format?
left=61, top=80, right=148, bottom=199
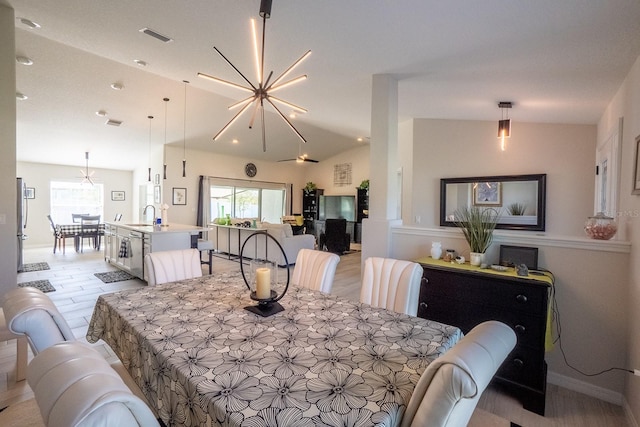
left=239, top=231, right=290, bottom=317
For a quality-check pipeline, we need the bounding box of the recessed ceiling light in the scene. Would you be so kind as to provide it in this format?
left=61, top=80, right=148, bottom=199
left=17, top=17, right=40, bottom=29
left=16, top=56, right=33, bottom=65
left=139, top=27, right=173, bottom=43
left=357, top=137, right=364, bottom=142
left=16, top=92, right=28, bottom=100
left=133, top=59, right=147, bottom=67
left=110, top=82, right=124, bottom=91
left=96, top=110, right=107, bottom=117
left=289, top=112, right=297, bottom=119
left=232, top=139, right=239, bottom=144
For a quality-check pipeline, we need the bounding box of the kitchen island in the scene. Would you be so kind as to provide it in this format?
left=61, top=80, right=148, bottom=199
left=104, top=222, right=208, bottom=282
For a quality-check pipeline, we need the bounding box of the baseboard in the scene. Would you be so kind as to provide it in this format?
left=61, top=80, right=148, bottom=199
left=547, top=371, right=623, bottom=405
left=623, top=397, right=640, bottom=427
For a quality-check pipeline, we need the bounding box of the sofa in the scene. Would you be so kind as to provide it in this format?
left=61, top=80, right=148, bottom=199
left=209, top=221, right=315, bottom=265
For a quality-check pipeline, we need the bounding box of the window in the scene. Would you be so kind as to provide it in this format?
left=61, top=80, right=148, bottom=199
left=209, top=179, right=287, bottom=223
left=50, top=181, right=104, bottom=224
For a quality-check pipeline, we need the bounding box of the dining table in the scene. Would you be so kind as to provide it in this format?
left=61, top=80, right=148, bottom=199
left=56, top=223, right=105, bottom=251
left=86, top=271, right=463, bottom=427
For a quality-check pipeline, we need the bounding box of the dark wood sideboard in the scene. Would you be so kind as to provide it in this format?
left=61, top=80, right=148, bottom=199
left=415, top=257, right=552, bottom=416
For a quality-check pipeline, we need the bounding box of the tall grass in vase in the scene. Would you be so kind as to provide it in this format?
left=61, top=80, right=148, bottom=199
left=453, top=206, right=499, bottom=265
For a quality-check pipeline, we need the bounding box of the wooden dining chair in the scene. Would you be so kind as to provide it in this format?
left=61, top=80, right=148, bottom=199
left=80, top=215, right=101, bottom=252
left=360, top=257, right=423, bottom=316
left=291, top=248, right=340, bottom=293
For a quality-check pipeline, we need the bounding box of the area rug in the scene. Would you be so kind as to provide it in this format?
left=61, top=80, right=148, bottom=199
left=94, top=271, right=136, bottom=283
left=21, top=262, right=50, bottom=272
left=17, top=279, right=55, bottom=293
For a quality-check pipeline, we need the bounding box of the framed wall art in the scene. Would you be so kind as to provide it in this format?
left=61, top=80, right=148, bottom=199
left=172, top=187, right=187, bottom=205
left=473, top=182, right=502, bottom=206
left=111, top=191, right=125, bottom=201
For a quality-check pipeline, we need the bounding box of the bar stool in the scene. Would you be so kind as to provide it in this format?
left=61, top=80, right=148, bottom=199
left=197, top=238, right=214, bottom=274
left=0, top=307, right=27, bottom=381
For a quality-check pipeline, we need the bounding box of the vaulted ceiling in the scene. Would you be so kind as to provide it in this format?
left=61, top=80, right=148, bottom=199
left=12, top=0, right=640, bottom=170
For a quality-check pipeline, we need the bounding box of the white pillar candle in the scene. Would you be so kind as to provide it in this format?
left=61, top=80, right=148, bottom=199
left=255, top=267, right=271, bottom=299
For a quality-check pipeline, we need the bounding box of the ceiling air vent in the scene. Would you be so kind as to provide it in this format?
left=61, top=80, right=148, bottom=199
left=139, top=27, right=173, bottom=43
left=105, top=119, right=122, bottom=127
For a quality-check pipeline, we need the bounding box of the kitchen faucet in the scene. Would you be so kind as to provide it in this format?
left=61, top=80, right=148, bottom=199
left=143, top=205, right=156, bottom=225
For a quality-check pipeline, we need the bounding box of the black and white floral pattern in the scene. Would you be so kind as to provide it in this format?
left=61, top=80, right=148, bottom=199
left=87, top=271, right=462, bottom=427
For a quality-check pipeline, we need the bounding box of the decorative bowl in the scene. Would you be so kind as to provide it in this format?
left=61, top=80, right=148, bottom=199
left=584, top=212, right=617, bottom=240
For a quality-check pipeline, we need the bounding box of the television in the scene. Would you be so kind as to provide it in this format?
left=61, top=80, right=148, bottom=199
left=318, top=195, right=355, bottom=222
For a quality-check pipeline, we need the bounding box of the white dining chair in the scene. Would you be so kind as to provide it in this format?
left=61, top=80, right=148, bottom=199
left=400, top=321, right=517, bottom=427
left=144, top=248, right=203, bottom=286
left=360, top=257, right=423, bottom=316
left=291, top=248, right=340, bottom=293
left=28, top=341, right=159, bottom=427
left=2, top=287, right=154, bottom=415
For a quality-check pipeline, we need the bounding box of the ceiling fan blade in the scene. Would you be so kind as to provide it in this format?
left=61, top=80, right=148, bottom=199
left=302, top=158, right=319, bottom=163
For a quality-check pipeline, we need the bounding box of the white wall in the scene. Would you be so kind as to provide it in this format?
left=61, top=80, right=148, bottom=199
left=302, top=144, right=370, bottom=196
left=0, top=1, right=16, bottom=297
left=17, top=161, right=134, bottom=248
left=599, top=53, right=640, bottom=422
left=388, top=117, right=632, bottom=404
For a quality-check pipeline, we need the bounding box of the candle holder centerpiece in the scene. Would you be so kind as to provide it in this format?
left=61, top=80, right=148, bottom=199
left=240, top=231, right=290, bottom=317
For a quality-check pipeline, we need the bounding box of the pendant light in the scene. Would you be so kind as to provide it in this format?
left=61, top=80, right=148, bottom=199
left=80, top=151, right=95, bottom=185
left=147, top=115, right=154, bottom=182
left=497, top=102, right=512, bottom=151
left=163, top=98, right=169, bottom=179
left=182, top=80, right=189, bottom=177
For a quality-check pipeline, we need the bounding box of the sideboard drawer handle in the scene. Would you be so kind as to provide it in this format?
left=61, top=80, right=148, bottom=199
left=515, top=294, right=528, bottom=303
left=512, top=358, right=524, bottom=369
left=515, top=324, right=526, bottom=334
left=419, top=302, right=428, bottom=309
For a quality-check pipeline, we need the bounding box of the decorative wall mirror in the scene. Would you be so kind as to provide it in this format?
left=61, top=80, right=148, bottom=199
left=440, top=174, right=546, bottom=231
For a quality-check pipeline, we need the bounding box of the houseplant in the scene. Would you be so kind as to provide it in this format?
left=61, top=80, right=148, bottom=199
left=358, top=179, right=369, bottom=191
left=453, top=206, right=499, bottom=265
left=304, top=182, right=317, bottom=194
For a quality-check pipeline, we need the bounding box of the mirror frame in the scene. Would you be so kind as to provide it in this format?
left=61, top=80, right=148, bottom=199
left=440, top=174, right=547, bottom=231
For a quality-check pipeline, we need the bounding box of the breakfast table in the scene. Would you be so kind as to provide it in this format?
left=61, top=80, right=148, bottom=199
left=86, top=272, right=462, bottom=427
left=56, top=223, right=105, bottom=251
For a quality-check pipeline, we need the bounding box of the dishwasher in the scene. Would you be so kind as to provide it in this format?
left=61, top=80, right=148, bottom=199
left=128, top=230, right=144, bottom=279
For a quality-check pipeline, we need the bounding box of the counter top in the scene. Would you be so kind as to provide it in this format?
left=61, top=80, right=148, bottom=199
left=105, top=222, right=208, bottom=234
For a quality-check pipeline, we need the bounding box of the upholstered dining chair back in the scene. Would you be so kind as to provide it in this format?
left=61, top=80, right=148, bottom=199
left=360, top=257, right=423, bottom=316
left=291, top=248, right=340, bottom=293
left=2, top=287, right=76, bottom=354
left=28, top=341, right=159, bottom=427
left=400, top=321, right=517, bottom=427
left=144, top=248, right=203, bottom=286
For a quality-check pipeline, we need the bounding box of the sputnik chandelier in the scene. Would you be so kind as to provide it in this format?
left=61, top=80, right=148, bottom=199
left=80, top=152, right=95, bottom=185
left=197, top=0, right=310, bottom=152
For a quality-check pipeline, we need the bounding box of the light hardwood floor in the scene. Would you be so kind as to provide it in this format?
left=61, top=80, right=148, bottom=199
left=0, top=246, right=629, bottom=426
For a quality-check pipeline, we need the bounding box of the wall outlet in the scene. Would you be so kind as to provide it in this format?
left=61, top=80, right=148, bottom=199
left=415, top=215, right=421, bottom=224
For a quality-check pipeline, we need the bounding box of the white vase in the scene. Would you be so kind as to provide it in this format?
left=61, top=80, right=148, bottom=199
left=431, top=245, right=442, bottom=260
left=470, top=252, right=484, bottom=266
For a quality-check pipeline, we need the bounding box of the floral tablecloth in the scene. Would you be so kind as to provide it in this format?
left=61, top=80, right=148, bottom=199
left=87, top=271, right=462, bottom=427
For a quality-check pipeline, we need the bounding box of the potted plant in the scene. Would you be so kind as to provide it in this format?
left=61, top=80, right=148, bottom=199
left=304, top=182, right=317, bottom=194
left=358, top=179, right=369, bottom=191
left=507, top=202, right=526, bottom=216
left=453, top=206, right=499, bottom=266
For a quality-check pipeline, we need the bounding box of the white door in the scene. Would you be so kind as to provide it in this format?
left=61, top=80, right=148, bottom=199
left=594, top=118, right=623, bottom=217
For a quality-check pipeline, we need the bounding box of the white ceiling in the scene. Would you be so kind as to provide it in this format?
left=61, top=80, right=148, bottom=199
left=11, top=0, right=640, bottom=171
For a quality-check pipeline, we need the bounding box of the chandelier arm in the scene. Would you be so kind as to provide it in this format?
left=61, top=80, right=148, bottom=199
left=197, top=72, right=253, bottom=93
left=229, top=95, right=257, bottom=110
left=213, top=47, right=258, bottom=91
left=268, top=95, right=307, bottom=113
left=261, top=100, right=266, bottom=152
left=263, top=70, right=274, bottom=91
left=213, top=100, right=255, bottom=141
left=248, top=98, right=261, bottom=129
left=261, top=14, right=267, bottom=87
left=251, top=19, right=261, bottom=84
left=268, top=75, right=307, bottom=93
left=267, top=50, right=311, bottom=90
left=265, top=97, right=307, bottom=143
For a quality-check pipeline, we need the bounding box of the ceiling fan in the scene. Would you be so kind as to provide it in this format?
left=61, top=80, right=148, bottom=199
left=278, top=154, right=319, bottom=163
